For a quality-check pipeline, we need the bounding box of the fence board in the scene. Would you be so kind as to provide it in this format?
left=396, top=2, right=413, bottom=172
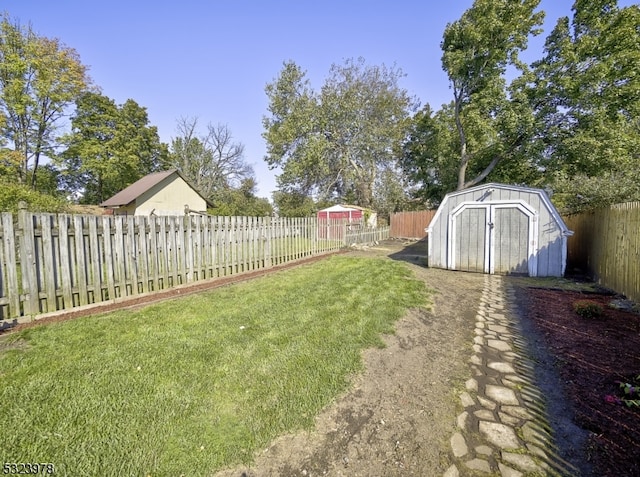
left=87, top=217, right=100, bottom=302
left=124, top=216, right=136, bottom=294
left=59, top=215, right=73, bottom=308
left=1, top=214, right=19, bottom=317
left=114, top=217, right=126, bottom=297
left=0, top=210, right=388, bottom=326
left=390, top=210, right=436, bottom=239
left=231, top=217, right=239, bottom=274
left=564, top=201, right=640, bottom=303
left=148, top=217, right=160, bottom=289
left=18, top=206, right=39, bottom=316
left=242, top=217, right=249, bottom=272
left=102, top=217, right=116, bottom=300
left=140, top=217, right=152, bottom=291
left=41, top=215, right=57, bottom=311
left=0, top=219, right=5, bottom=315
left=169, top=218, right=177, bottom=282
left=157, top=217, right=167, bottom=287
left=211, top=216, right=219, bottom=277
left=73, top=216, right=87, bottom=306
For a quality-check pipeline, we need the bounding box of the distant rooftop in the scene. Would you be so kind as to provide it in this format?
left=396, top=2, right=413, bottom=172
left=100, top=169, right=212, bottom=208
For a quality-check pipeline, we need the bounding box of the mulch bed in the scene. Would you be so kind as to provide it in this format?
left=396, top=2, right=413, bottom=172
left=522, top=286, right=640, bottom=477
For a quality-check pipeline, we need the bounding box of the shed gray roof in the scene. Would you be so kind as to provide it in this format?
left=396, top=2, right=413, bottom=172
left=426, top=182, right=573, bottom=236
left=100, top=169, right=212, bottom=208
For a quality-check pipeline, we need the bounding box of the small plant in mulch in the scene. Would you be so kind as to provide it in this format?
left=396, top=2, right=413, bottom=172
left=605, top=375, right=640, bottom=410
left=572, top=299, right=604, bottom=319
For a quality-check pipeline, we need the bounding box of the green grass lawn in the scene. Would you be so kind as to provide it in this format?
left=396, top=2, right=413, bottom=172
left=0, top=255, right=429, bottom=477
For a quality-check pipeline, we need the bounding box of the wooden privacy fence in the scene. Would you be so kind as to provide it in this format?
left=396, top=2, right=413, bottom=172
left=0, top=206, right=388, bottom=324
left=564, top=201, right=640, bottom=303
left=390, top=210, right=436, bottom=239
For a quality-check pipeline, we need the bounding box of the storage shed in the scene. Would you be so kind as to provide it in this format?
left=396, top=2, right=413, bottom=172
left=317, top=204, right=377, bottom=240
left=317, top=204, right=377, bottom=227
left=318, top=204, right=363, bottom=222
left=426, top=183, right=573, bottom=277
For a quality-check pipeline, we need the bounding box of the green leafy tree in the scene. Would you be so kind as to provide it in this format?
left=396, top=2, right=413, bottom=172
left=208, top=178, right=273, bottom=217
left=0, top=178, right=68, bottom=213
left=440, top=0, right=544, bottom=191
left=402, top=104, right=460, bottom=205
left=167, top=117, right=253, bottom=200
left=272, top=191, right=317, bottom=218
left=59, top=92, right=168, bottom=203
left=0, top=14, right=90, bottom=189
left=263, top=58, right=416, bottom=208
left=33, top=162, right=65, bottom=197
left=529, top=0, right=640, bottom=211
left=0, top=147, right=21, bottom=180
left=373, top=163, right=416, bottom=219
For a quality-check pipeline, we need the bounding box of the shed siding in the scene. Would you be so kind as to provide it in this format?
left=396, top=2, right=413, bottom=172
left=136, top=175, right=206, bottom=216
left=535, top=210, right=561, bottom=276
left=427, top=183, right=571, bottom=277
left=455, top=207, right=486, bottom=272
left=430, top=206, right=448, bottom=268
left=494, top=207, right=529, bottom=274
left=115, top=203, right=136, bottom=216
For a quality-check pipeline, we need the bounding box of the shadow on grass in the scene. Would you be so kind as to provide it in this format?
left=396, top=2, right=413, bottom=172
left=387, top=238, right=429, bottom=267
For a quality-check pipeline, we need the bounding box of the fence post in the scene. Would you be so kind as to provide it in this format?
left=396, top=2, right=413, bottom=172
left=2, top=213, right=20, bottom=318
left=17, top=202, right=39, bottom=318
left=265, top=217, right=272, bottom=267
left=342, top=219, right=347, bottom=247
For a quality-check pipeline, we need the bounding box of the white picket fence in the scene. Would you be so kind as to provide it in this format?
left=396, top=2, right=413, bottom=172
left=0, top=205, right=389, bottom=325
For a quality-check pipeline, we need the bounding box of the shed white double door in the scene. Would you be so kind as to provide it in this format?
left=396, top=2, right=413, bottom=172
left=448, top=201, right=538, bottom=275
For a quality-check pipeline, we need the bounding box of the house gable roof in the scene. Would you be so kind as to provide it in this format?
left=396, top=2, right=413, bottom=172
left=100, top=169, right=213, bottom=208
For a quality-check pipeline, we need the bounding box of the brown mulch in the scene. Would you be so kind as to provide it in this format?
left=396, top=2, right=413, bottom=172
left=521, top=286, right=640, bottom=477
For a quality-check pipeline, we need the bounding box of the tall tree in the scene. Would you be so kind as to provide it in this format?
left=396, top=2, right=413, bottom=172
left=263, top=58, right=416, bottom=208
left=440, top=0, right=544, bottom=190
left=272, top=191, right=318, bottom=218
left=59, top=92, right=168, bottom=203
left=402, top=104, right=460, bottom=205
left=167, top=117, right=253, bottom=200
left=529, top=0, right=640, bottom=211
left=0, top=14, right=90, bottom=189
left=373, top=163, right=416, bottom=219
left=208, top=178, right=273, bottom=217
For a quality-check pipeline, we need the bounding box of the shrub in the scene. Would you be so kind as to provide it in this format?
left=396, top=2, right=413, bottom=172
left=619, top=376, right=640, bottom=409
left=0, top=182, right=69, bottom=214
left=573, top=299, right=604, bottom=319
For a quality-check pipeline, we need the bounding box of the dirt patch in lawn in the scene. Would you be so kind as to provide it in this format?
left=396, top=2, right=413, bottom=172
left=17, top=238, right=635, bottom=476
left=514, top=283, right=640, bottom=477
left=215, top=240, right=483, bottom=476
left=1, top=240, right=486, bottom=476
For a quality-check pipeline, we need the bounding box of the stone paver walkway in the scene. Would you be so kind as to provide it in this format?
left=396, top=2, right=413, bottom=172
left=444, top=275, right=577, bottom=477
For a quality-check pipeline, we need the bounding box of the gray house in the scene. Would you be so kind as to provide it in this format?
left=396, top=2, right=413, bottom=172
left=426, top=183, right=573, bottom=277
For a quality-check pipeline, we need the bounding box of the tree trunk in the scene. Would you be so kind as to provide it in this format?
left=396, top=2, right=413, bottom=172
left=457, top=143, right=469, bottom=191
left=454, top=93, right=469, bottom=190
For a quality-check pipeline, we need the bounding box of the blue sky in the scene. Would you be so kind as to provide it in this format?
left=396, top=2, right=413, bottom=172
left=4, top=1, right=635, bottom=199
